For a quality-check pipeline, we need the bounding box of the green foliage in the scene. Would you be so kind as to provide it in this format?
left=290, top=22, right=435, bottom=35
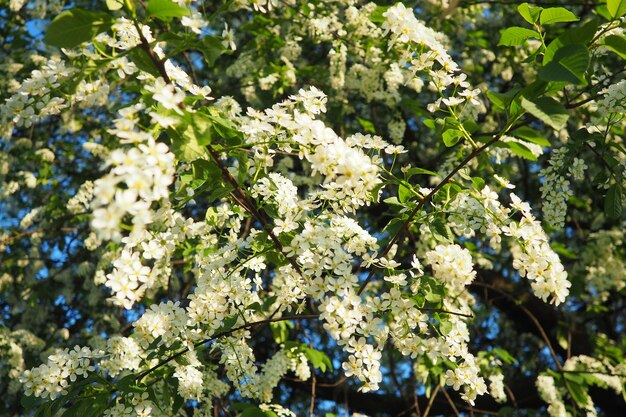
left=44, top=8, right=114, bottom=48
left=146, top=0, right=190, bottom=21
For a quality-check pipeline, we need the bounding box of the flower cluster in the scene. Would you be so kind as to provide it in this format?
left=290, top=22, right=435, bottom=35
left=0, top=57, right=75, bottom=129
left=539, top=147, right=587, bottom=229
left=536, top=375, right=567, bottom=417
left=241, top=87, right=384, bottom=213
left=90, top=138, right=175, bottom=243
left=20, top=346, right=96, bottom=399
left=383, top=3, right=482, bottom=114
left=425, top=244, right=476, bottom=291
left=507, top=194, right=571, bottom=305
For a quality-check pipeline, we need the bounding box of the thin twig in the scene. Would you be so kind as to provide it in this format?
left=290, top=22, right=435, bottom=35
left=422, top=384, right=441, bottom=417
left=473, top=281, right=563, bottom=371
left=440, top=388, right=461, bottom=417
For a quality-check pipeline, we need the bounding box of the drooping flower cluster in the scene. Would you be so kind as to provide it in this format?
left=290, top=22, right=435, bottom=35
left=536, top=375, right=567, bottom=417
left=20, top=346, right=96, bottom=399
left=539, top=147, right=587, bottom=229
left=507, top=194, right=571, bottom=305
left=90, top=138, right=175, bottom=243
left=382, top=3, right=483, bottom=115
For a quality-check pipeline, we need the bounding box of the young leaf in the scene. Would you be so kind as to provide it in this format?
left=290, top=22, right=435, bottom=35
left=540, top=7, right=579, bottom=25
left=304, top=348, right=333, bottom=372
left=147, top=0, right=190, bottom=20
left=442, top=129, right=463, bottom=147
left=106, top=0, right=124, bottom=10
left=517, top=3, right=542, bottom=24
left=44, top=8, right=113, bottom=48
left=498, top=27, right=541, bottom=46
left=607, top=0, right=626, bottom=19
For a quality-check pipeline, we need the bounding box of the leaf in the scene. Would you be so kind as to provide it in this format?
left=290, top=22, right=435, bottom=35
left=44, top=8, right=113, bottom=48
left=520, top=97, right=569, bottom=130
left=604, top=184, right=623, bottom=219
left=270, top=321, right=292, bottom=344
left=219, top=315, right=239, bottom=333
left=370, top=5, right=390, bottom=23
left=543, top=20, right=597, bottom=64
left=565, top=379, right=590, bottom=406
left=603, top=35, right=626, bottom=59
left=442, top=129, right=463, bottom=147
left=146, top=0, right=190, bottom=20
left=518, top=3, right=542, bottom=24
left=512, top=126, right=551, bottom=147
left=492, top=348, right=518, bottom=364
left=607, top=0, right=626, bottom=18
left=486, top=88, right=521, bottom=111
left=304, top=348, right=333, bottom=372
left=406, top=167, right=438, bottom=178
left=497, top=141, right=538, bottom=160
left=430, top=218, right=452, bottom=243
left=540, top=7, right=579, bottom=25
left=199, top=36, right=226, bottom=66
left=439, top=320, right=452, bottom=335
left=357, top=117, right=376, bottom=134
left=538, top=44, right=589, bottom=85
left=106, top=0, right=124, bottom=10
left=498, top=27, right=541, bottom=46
left=128, top=47, right=160, bottom=77
left=472, top=176, right=485, bottom=190
left=398, top=181, right=413, bottom=203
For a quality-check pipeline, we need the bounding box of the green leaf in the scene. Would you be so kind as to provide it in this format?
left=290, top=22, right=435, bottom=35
left=565, top=379, right=589, bottom=406
left=498, top=27, right=541, bottom=46
left=472, top=176, right=485, bottom=190
left=538, top=44, right=589, bottom=85
left=199, top=36, right=226, bottom=66
left=551, top=242, right=578, bottom=259
left=607, top=0, right=626, bottom=19
left=406, top=167, right=438, bottom=178
left=520, top=97, right=569, bottom=130
left=357, top=117, right=376, bottom=133
left=518, top=3, right=542, bottom=24
left=430, top=218, right=452, bottom=243
left=439, top=320, right=453, bottom=336
left=543, top=20, right=597, bottom=65
left=603, top=35, right=626, bottom=59
left=370, top=5, right=390, bottom=23
left=492, top=348, right=518, bottom=364
left=44, top=8, right=113, bottom=48
left=304, top=348, right=333, bottom=372
left=128, top=47, right=160, bottom=77
left=605, top=184, right=623, bottom=219
left=497, top=141, right=538, bottom=161
left=106, top=0, right=124, bottom=10
left=486, top=88, right=521, bottom=111
left=270, top=321, right=292, bottom=344
left=146, top=0, right=190, bottom=20
left=442, top=129, right=463, bottom=147
left=240, top=406, right=268, bottom=417
left=540, top=7, right=579, bottom=25
left=512, top=126, right=551, bottom=147
left=398, top=181, right=413, bottom=203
